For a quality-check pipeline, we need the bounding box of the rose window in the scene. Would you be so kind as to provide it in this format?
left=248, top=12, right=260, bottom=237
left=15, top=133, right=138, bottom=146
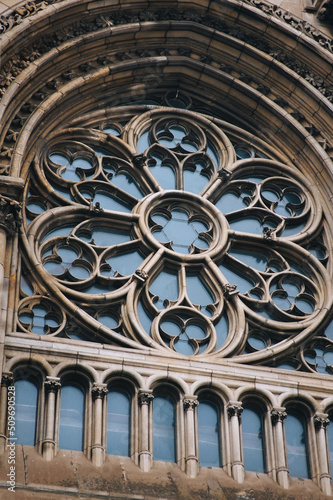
left=20, top=108, right=332, bottom=366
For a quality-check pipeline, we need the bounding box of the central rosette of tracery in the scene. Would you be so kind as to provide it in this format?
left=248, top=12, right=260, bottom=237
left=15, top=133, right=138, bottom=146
left=19, top=107, right=332, bottom=365
left=135, top=192, right=229, bottom=259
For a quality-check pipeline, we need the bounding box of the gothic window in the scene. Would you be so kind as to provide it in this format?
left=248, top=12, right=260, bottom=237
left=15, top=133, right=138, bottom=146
left=20, top=104, right=330, bottom=371
left=197, top=399, right=221, bottom=467
left=59, top=384, right=85, bottom=451
left=285, top=412, right=310, bottom=479
left=153, top=393, right=176, bottom=463
left=242, top=406, right=265, bottom=473
left=15, top=379, right=38, bottom=446
left=106, top=390, right=131, bottom=457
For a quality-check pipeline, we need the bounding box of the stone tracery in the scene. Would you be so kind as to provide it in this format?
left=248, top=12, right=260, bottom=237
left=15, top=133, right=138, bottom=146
left=19, top=107, right=331, bottom=365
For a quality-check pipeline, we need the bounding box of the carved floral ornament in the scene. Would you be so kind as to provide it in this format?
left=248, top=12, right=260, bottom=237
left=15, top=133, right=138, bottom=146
left=18, top=107, right=333, bottom=369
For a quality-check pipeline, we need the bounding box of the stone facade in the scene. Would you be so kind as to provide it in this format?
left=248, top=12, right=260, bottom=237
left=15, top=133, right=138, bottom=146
left=0, top=1, right=333, bottom=499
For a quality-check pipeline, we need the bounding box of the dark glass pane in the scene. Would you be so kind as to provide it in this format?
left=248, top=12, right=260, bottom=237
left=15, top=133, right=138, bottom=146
left=15, top=380, right=38, bottom=445
left=107, top=391, right=130, bottom=457
left=59, top=385, right=84, bottom=451
left=198, top=401, right=221, bottom=467
left=153, top=396, right=176, bottom=462
left=242, top=408, right=265, bottom=473
left=285, top=414, right=309, bottom=478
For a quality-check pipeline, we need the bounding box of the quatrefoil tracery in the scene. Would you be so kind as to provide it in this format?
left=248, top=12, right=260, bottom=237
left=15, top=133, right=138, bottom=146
left=21, top=108, right=331, bottom=363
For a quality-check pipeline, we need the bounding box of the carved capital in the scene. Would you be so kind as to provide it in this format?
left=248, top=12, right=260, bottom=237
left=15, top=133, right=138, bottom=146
left=222, top=283, right=239, bottom=299
left=138, top=390, right=154, bottom=406
left=133, top=154, right=147, bottom=168
left=0, top=195, right=22, bottom=234
left=1, top=372, right=14, bottom=387
left=183, top=397, right=199, bottom=410
left=92, top=384, right=108, bottom=400
left=227, top=401, right=243, bottom=419
left=314, top=413, right=330, bottom=430
left=134, top=269, right=148, bottom=282
left=271, top=407, right=287, bottom=424
left=44, top=377, right=61, bottom=393
left=218, top=168, right=232, bottom=181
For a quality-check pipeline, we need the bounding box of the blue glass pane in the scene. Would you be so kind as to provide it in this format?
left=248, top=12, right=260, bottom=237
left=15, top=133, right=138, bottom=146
left=198, top=402, right=221, bottom=467
left=159, top=125, right=198, bottom=153
left=21, top=275, right=33, bottom=295
left=295, top=298, right=314, bottom=314
left=52, top=184, right=73, bottom=200
left=110, top=173, right=144, bottom=199
left=215, top=192, right=247, bottom=214
left=78, top=227, right=131, bottom=247
left=82, top=191, right=132, bottom=213
left=102, top=250, right=144, bottom=277
left=42, top=225, right=75, bottom=242
left=207, top=141, right=219, bottom=168
left=107, top=391, right=130, bottom=457
left=59, top=385, right=84, bottom=451
left=285, top=414, right=309, bottom=478
left=215, top=314, right=228, bottom=350
left=183, top=164, right=209, bottom=194
left=149, top=155, right=176, bottom=190
left=26, top=201, right=46, bottom=214
left=137, top=131, right=150, bottom=153
left=98, top=315, right=118, bottom=329
left=15, top=380, right=37, bottom=445
left=219, top=264, right=254, bottom=295
left=137, top=300, right=152, bottom=336
left=235, top=146, right=253, bottom=159
left=174, top=338, right=195, bottom=355
left=248, top=336, right=267, bottom=350
left=152, top=209, right=208, bottom=254
left=281, top=221, right=306, bottom=236
left=242, top=408, right=265, bottom=473
left=103, top=125, right=121, bottom=136
left=186, top=274, right=214, bottom=316
left=229, top=250, right=268, bottom=272
left=149, top=270, right=179, bottom=309
left=50, top=153, right=69, bottom=166
left=153, top=396, right=176, bottom=462
left=229, top=217, right=269, bottom=234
